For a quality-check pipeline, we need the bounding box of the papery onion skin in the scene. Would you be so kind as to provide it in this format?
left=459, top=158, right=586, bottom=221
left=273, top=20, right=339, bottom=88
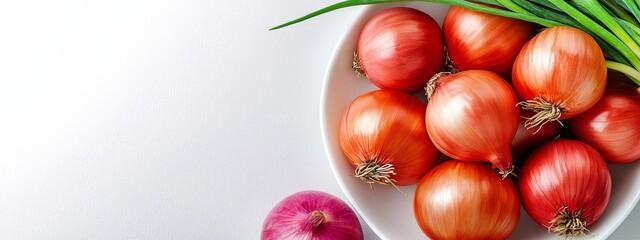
left=511, top=109, right=562, bottom=165
left=443, top=5, right=534, bottom=78
left=425, top=70, right=519, bottom=174
left=261, top=190, right=363, bottom=240
left=518, top=139, right=611, bottom=236
left=340, top=89, right=440, bottom=187
left=356, top=7, right=444, bottom=92
left=414, top=160, right=520, bottom=240
left=568, top=76, right=640, bottom=164
left=512, top=26, right=607, bottom=123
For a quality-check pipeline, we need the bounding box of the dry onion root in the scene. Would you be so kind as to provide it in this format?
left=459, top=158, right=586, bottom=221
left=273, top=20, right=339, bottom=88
left=354, top=161, right=403, bottom=194
left=516, top=97, right=565, bottom=134
left=546, top=207, right=591, bottom=237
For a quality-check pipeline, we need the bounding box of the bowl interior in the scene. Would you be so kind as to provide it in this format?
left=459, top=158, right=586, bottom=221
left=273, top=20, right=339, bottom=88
left=319, top=2, right=640, bottom=239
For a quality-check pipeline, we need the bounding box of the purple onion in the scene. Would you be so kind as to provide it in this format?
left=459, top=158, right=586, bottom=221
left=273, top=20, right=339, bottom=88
left=261, top=190, right=363, bottom=240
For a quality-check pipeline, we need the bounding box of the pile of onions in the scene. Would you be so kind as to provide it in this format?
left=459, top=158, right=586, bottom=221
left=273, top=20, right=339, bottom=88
left=568, top=75, right=640, bottom=163
left=261, top=190, right=363, bottom=240
left=512, top=26, right=607, bottom=130
left=414, top=160, right=520, bottom=240
left=354, top=7, right=444, bottom=92
left=425, top=70, right=519, bottom=177
left=323, top=6, right=639, bottom=240
left=518, top=139, right=611, bottom=237
left=339, top=89, right=440, bottom=188
left=443, top=5, right=534, bottom=78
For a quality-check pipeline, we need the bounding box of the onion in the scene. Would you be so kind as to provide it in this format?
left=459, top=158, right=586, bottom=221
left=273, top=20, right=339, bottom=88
left=443, top=5, right=534, bottom=78
left=511, top=109, right=562, bottom=165
left=354, top=7, right=444, bottom=92
left=339, top=89, right=440, bottom=189
left=261, top=190, right=363, bottom=240
left=568, top=75, right=640, bottom=163
left=414, top=160, right=520, bottom=240
left=425, top=70, right=519, bottom=176
left=512, top=26, right=607, bottom=130
left=518, top=139, right=611, bottom=237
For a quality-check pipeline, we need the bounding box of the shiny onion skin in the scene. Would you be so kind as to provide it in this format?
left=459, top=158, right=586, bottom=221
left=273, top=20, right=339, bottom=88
left=518, top=139, right=611, bottom=237
left=443, top=5, right=534, bottom=78
left=511, top=109, right=562, bottom=165
left=512, top=26, right=607, bottom=129
left=355, top=7, right=444, bottom=92
left=261, top=190, right=363, bottom=240
left=414, top=160, right=520, bottom=240
left=568, top=77, right=640, bottom=163
left=339, top=89, right=439, bottom=188
left=425, top=70, right=519, bottom=176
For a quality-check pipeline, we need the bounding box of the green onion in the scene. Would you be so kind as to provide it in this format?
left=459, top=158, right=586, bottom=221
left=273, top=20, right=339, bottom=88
left=573, top=0, right=640, bottom=66
left=607, top=61, right=640, bottom=85
left=616, top=0, right=640, bottom=24
left=269, top=0, right=561, bottom=31
left=496, top=0, right=532, bottom=15
left=618, top=19, right=640, bottom=47
left=600, top=0, right=638, bottom=25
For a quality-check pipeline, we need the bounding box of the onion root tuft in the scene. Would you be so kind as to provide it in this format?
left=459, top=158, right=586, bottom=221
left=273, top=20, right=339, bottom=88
left=498, top=165, right=517, bottom=179
left=547, top=206, right=591, bottom=237
left=443, top=47, right=460, bottom=74
left=352, top=52, right=366, bottom=77
left=354, top=161, right=404, bottom=194
left=517, top=97, right=565, bottom=134
left=425, top=72, right=451, bottom=100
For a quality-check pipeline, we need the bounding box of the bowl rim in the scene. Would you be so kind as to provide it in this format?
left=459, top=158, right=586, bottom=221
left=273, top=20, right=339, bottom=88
left=318, top=4, right=387, bottom=238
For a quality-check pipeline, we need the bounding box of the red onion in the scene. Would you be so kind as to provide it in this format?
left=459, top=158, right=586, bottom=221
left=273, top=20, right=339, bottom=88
left=414, top=160, right=520, bottom=239
left=355, top=7, right=444, bottom=92
left=443, top=5, right=534, bottom=78
left=425, top=70, right=520, bottom=176
left=518, top=139, right=611, bottom=237
left=261, top=190, right=363, bottom=240
left=340, top=90, right=440, bottom=188
left=568, top=75, right=640, bottom=163
left=512, top=26, right=607, bottom=130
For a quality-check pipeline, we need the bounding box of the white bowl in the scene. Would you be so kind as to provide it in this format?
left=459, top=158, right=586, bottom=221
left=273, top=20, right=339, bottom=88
left=319, top=2, right=640, bottom=239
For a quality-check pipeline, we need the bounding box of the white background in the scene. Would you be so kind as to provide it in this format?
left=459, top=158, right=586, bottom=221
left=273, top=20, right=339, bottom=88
left=0, top=1, right=637, bottom=239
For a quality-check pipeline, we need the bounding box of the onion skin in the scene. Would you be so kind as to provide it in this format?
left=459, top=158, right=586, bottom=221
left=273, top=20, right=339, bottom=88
left=443, top=5, right=534, bottom=78
left=356, top=7, right=444, bottom=92
left=511, top=109, right=562, bottom=165
left=414, top=160, right=520, bottom=240
left=425, top=70, right=519, bottom=174
left=261, top=190, right=363, bottom=240
left=512, top=26, right=607, bottom=123
left=568, top=77, right=640, bottom=163
left=518, top=139, right=611, bottom=236
left=340, top=89, right=440, bottom=187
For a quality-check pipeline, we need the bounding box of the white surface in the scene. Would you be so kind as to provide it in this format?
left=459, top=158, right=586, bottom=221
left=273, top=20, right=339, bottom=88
left=0, top=1, right=637, bottom=239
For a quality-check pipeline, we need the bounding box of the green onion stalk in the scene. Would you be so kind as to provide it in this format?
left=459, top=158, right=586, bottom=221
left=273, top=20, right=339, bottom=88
left=271, top=0, right=640, bottom=87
